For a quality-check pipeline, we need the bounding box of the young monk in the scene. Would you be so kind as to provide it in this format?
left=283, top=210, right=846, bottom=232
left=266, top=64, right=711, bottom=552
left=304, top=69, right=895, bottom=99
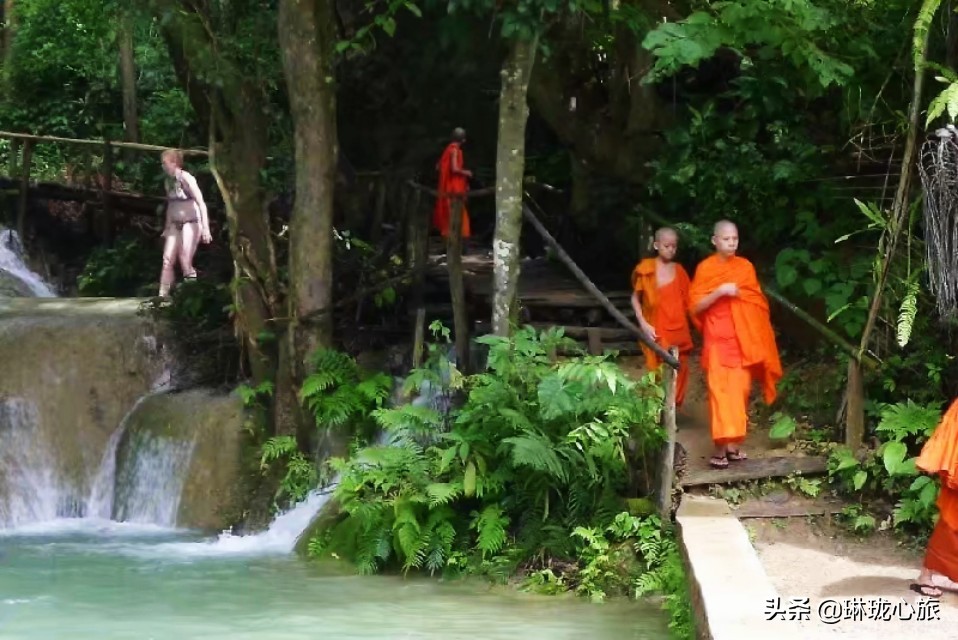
left=631, top=227, right=693, bottom=408
left=433, top=127, right=472, bottom=239
left=911, top=399, right=958, bottom=597
left=689, top=220, right=782, bottom=469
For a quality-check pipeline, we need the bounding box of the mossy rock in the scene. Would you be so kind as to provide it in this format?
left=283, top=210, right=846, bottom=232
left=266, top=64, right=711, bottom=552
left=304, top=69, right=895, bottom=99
left=0, top=270, right=33, bottom=297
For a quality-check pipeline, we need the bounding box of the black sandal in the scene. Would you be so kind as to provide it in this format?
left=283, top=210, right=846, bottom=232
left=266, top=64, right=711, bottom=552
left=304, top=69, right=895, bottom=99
left=910, top=583, right=942, bottom=598
left=709, top=455, right=729, bottom=469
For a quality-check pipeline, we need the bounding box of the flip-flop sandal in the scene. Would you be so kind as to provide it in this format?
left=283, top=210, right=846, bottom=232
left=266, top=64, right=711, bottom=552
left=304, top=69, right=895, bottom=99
left=728, top=450, right=748, bottom=462
left=709, top=456, right=729, bottom=469
left=910, top=583, right=942, bottom=598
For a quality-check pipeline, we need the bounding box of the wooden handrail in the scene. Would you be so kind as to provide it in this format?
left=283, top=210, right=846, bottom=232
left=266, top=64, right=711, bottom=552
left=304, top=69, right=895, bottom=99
left=0, top=130, right=208, bottom=155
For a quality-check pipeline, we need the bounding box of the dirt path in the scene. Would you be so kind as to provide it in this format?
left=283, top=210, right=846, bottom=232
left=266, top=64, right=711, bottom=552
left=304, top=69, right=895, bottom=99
left=750, top=517, right=956, bottom=637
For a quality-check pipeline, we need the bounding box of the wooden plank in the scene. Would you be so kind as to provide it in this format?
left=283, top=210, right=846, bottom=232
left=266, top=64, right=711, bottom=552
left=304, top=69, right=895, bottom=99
left=678, top=456, right=829, bottom=487
left=733, top=499, right=844, bottom=519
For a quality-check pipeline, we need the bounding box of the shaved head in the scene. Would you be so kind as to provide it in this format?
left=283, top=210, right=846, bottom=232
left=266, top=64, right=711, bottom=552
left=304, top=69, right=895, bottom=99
left=713, top=219, right=737, bottom=236
left=654, top=227, right=678, bottom=242
left=451, top=127, right=466, bottom=143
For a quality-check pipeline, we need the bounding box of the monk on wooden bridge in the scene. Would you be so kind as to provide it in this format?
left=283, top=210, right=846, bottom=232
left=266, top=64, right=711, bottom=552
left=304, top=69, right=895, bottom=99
left=689, top=220, right=782, bottom=470
left=631, top=227, right=693, bottom=408
left=912, top=399, right=958, bottom=597
left=432, top=128, right=472, bottom=240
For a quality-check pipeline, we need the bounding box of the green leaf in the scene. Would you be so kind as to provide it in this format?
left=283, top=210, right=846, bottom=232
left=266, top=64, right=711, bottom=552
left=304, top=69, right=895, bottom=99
left=769, top=414, right=797, bottom=440
left=802, top=279, right=822, bottom=296
left=381, top=17, right=397, bottom=38
left=463, top=461, right=476, bottom=497
left=852, top=470, right=867, bottom=491
left=882, top=441, right=907, bottom=475
left=920, top=479, right=938, bottom=507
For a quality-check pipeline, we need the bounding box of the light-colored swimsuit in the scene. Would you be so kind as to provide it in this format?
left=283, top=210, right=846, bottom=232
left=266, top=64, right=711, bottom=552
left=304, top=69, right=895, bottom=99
left=162, top=171, right=200, bottom=237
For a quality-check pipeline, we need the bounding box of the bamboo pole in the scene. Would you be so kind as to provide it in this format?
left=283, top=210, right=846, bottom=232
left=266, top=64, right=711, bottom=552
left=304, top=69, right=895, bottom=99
left=0, top=130, right=208, bottom=155
left=657, top=346, right=679, bottom=519
left=521, top=201, right=679, bottom=368
left=844, top=20, right=930, bottom=447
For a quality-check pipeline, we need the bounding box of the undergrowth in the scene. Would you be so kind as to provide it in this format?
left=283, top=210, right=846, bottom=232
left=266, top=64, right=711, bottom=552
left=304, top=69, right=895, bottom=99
left=298, top=324, right=694, bottom=637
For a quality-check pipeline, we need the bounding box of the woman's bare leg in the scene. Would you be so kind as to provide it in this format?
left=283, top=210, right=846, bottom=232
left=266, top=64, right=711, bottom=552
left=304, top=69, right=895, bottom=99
left=178, top=222, right=199, bottom=279
left=159, top=233, right=181, bottom=297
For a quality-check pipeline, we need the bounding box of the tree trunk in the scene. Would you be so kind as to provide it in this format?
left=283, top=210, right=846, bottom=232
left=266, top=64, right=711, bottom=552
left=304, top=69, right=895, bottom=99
left=277, top=0, right=339, bottom=449
left=3, top=0, right=16, bottom=70
left=492, top=35, right=538, bottom=336
left=844, top=22, right=930, bottom=447
left=118, top=10, right=140, bottom=143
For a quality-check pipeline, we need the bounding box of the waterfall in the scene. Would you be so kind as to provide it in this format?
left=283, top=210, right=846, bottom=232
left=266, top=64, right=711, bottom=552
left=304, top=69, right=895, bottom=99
left=0, top=229, right=56, bottom=297
left=113, top=430, right=196, bottom=527
left=0, top=398, right=68, bottom=526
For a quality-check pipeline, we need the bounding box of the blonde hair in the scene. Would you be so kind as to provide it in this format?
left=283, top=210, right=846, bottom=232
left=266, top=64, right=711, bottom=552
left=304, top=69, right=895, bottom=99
left=161, top=149, right=184, bottom=168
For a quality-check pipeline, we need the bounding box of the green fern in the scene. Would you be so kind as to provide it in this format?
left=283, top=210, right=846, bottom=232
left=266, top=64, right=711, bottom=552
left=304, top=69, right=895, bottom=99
left=914, top=0, right=942, bottom=72
left=472, top=504, right=509, bottom=557
left=896, top=279, right=920, bottom=347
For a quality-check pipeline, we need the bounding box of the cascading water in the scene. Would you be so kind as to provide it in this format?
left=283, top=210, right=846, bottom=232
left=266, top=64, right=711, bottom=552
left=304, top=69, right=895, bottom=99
left=0, top=228, right=56, bottom=297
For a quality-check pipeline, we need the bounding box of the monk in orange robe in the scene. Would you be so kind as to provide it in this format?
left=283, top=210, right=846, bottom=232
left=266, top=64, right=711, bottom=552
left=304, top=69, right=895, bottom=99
left=631, top=227, right=693, bottom=408
left=689, top=220, right=782, bottom=469
left=433, top=128, right=472, bottom=239
left=912, top=399, right=958, bottom=597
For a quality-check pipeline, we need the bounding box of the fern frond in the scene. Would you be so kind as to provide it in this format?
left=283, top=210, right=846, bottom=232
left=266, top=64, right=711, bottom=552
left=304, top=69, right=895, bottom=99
left=501, top=434, right=568, bottom=482
left=896, top=279, right=920, bottom=347
left=472, top=504, right=509, bottom=556
left=914, top=0, right=943, bottom=72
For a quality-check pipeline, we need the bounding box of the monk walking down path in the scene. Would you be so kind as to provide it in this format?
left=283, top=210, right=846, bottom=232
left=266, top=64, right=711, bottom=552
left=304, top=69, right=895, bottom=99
left=631, top=227, right=693, bottom=408
left=689, top=220, right=782, bottom=469
left=433, top=127, right=472, bottom=240
left=912, top=399, right=958, bottom=597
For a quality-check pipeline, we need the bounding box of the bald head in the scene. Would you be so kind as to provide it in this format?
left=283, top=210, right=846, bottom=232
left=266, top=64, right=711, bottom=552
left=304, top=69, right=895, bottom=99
left=451, top=127, right=467, bottom=143
left=654, top=227, right=677, bottom=242
left=711, top=219, right=739, bottom=258
left=713, top=219, right=737, bottom=236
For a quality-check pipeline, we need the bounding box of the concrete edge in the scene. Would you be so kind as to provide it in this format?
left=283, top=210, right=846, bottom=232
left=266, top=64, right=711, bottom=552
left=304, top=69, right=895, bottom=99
left=676, top=494, right=803, bottom=640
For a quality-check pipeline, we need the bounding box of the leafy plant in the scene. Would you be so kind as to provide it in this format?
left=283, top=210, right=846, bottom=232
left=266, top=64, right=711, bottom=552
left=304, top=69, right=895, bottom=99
left=311, top=326, right=664, bottom=576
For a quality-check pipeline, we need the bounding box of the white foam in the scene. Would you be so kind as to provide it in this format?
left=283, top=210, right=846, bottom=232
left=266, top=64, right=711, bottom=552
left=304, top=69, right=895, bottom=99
left=0, top=228, right=56, bottom=297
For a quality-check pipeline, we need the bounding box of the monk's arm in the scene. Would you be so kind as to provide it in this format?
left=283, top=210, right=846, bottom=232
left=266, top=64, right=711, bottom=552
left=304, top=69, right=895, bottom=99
left=450, top=149, right=472, bottom=178
left=691, top=284, right=735, bottom=316
left=631, top=292, right=655, bottom=335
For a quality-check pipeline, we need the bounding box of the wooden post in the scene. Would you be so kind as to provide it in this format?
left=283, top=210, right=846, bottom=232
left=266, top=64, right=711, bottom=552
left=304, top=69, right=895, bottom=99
left=656, top=346, right=679, bottom=519
left=101, top=141, right=114, bottom=246
left=16, top=139, right=32, bottom=241
left=447, top=197, right=470, bottom=373
left=405, top=184, right=428, bottom=371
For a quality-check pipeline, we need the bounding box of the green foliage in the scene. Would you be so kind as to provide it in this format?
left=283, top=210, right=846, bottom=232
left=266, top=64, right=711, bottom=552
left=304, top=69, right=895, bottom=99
left=827, top=399, right=945, bottom=533
left=260, top=435, right=317, bottom=505
left=300, top=349, right=392, bottom=442
left=312, top=326, right=664, bottom=577
left=642, top=0, right=855, bottom=91
left=77, top=238, right=160, bottom=297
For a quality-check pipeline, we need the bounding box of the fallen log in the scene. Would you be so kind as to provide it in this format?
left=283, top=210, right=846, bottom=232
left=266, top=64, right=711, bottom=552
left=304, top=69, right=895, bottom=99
left=678, top=456, right=829, bottom=487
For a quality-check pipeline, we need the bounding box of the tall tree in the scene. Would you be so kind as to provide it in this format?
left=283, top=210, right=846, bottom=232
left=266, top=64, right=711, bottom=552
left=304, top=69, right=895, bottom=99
left=276, top=0, right=339, bottom=450
left=118, top=8, right=140, bottom=142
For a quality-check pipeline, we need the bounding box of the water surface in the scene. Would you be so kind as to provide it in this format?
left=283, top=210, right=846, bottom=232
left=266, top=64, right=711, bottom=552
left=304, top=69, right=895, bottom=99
left=0, top=521, right=670, bottom=640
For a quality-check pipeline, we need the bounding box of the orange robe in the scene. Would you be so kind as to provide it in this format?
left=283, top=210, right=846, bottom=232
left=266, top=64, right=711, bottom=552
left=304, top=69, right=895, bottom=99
left=917, top=399, right=958, bottom=580
left=631, top=258, right=693, bottom=407
left=689, top=255, right=782, bottom=446
left=433, top=142, right=471, bottom=238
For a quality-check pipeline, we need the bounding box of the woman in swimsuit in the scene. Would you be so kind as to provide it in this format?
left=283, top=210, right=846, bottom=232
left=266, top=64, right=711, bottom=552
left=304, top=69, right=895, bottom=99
left=158, top=149, right=212, bottom=297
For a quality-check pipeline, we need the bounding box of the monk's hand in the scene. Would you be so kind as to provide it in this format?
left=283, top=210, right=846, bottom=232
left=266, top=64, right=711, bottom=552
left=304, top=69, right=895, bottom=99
left=642, top=322, right=658, bottom=340
left=718, top=283, right=739, bottom=297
